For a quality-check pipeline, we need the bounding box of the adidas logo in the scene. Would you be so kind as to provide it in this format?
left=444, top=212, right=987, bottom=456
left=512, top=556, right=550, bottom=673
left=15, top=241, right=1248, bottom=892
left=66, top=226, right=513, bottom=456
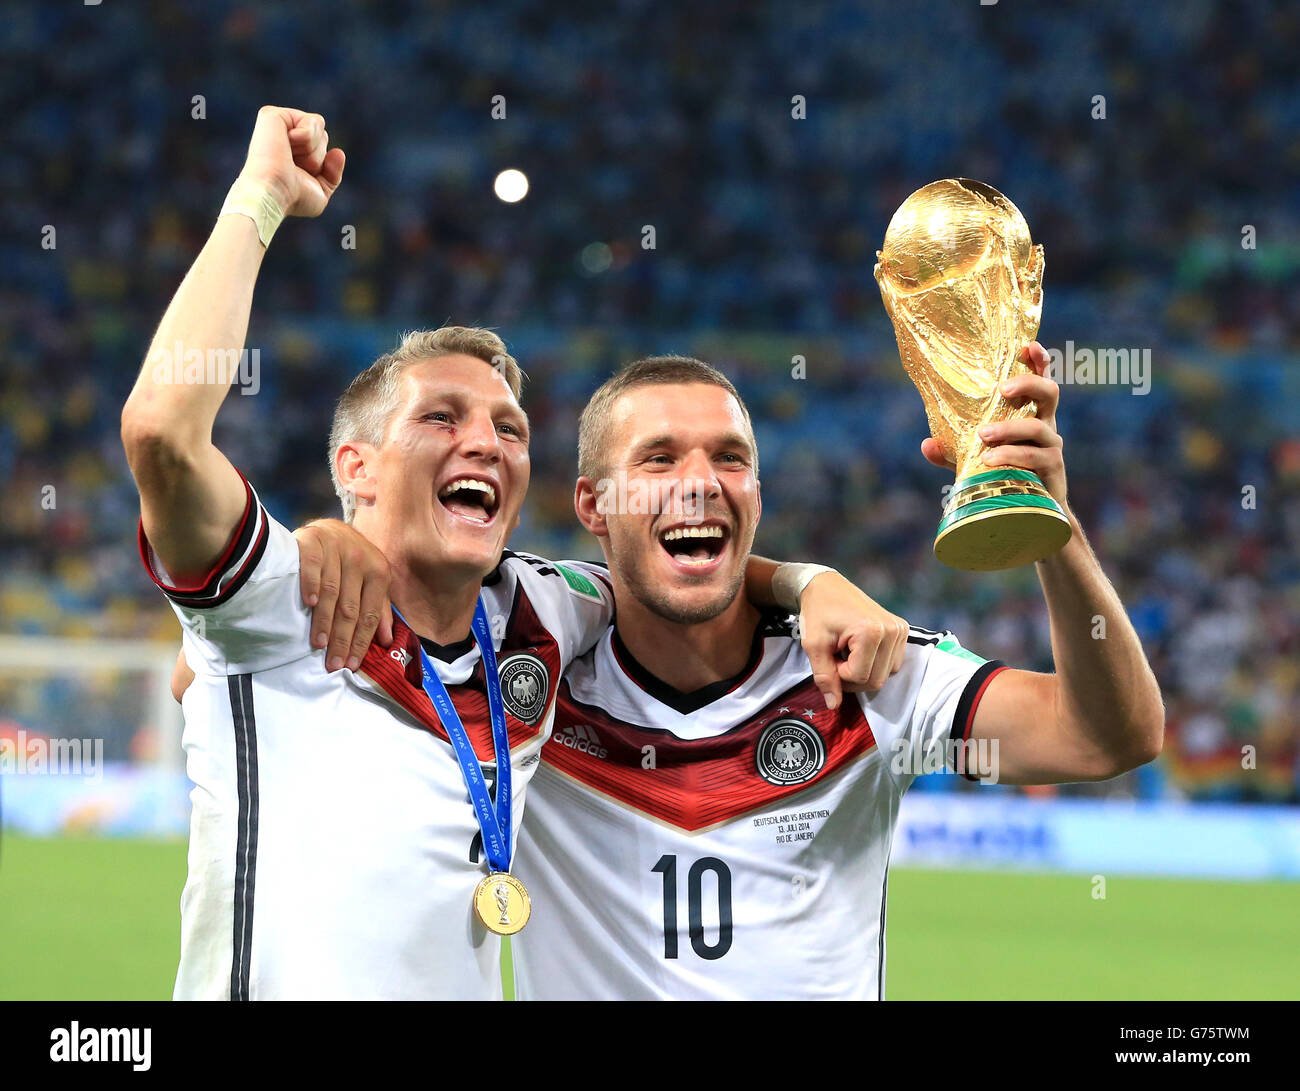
left=554, top=723, right=608, bottom=760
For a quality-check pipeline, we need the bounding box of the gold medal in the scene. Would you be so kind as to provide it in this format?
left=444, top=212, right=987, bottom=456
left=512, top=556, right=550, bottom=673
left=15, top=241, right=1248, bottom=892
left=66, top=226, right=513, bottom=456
left=473, top=872, right=531, bottom=935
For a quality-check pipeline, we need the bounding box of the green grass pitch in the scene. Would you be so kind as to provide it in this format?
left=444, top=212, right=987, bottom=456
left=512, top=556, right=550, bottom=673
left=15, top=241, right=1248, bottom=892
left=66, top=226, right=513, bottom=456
left=3, top=834, right=1297, bottom=1000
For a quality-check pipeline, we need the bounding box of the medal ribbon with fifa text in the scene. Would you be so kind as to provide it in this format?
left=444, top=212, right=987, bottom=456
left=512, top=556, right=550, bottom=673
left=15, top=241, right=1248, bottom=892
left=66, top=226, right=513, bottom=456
left=393, top=597, right=530, bottom=933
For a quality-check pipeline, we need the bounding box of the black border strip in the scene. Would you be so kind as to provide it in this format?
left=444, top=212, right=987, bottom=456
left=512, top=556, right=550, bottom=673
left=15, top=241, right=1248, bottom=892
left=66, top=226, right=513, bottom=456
left=949, top=660, right=1008, bottom=782
left=139, top=481, right=270, bottom=611
left=609, top=615, right=768, bottom=715
left=227, top=674, right=259, bottom=1001
left=877, top=863, right=889, bottom=1001
left=166, top=510, right=268, bottom=610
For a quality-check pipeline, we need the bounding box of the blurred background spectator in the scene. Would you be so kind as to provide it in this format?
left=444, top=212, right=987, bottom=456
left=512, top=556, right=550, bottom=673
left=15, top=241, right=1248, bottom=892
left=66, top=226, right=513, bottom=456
left=1, top=0, right=1296, bottom=802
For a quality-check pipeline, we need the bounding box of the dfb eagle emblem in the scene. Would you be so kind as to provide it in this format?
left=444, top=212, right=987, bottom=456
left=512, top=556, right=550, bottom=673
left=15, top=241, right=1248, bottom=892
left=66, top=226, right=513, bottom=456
left=775, top=738, right=806, bottom=768
left=755, top=718, right=826, bottom=786
left=510, top=671, right=539, bottom=707
left=497, top=652, right=550, bottom=725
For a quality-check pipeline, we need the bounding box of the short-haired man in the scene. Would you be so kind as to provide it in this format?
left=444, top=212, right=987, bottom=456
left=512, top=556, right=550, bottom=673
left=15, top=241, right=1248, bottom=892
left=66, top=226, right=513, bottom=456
left=297, top=349, right=1163, bottom=1000
left=138, top=107, right=896, bottom=1000
left=508, top=351, right=1164, bottom=1000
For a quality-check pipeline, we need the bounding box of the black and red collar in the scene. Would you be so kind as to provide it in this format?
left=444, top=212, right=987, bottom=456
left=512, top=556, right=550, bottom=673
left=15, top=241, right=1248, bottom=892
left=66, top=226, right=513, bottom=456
left=607, top=608, right=792, bottom=715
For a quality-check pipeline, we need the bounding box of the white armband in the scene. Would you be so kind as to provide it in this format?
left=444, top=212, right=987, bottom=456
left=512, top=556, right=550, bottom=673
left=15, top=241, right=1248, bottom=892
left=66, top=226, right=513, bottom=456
left=772, top=562, right=836, bottom=611
left=219, top=177, right=286, bottom=248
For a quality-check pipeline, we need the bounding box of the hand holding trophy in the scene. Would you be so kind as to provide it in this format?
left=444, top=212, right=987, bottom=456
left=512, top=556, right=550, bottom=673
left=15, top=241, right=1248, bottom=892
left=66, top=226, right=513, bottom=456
left=875, top=178, right=1072, bottom=571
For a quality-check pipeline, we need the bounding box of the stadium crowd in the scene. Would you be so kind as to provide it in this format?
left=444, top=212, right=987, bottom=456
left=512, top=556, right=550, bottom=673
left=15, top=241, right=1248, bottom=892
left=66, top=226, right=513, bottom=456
left=2, top=1, right=1297, bottom=802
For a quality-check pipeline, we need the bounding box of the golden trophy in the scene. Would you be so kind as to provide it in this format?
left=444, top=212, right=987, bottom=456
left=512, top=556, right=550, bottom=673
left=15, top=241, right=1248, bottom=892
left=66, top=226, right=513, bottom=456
left=874, top=178, right=1072, bottom=571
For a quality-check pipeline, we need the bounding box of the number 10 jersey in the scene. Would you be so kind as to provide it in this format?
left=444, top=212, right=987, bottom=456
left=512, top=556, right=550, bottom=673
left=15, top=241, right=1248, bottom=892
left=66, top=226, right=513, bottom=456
left=513, top=610, right=1005, bottom=1000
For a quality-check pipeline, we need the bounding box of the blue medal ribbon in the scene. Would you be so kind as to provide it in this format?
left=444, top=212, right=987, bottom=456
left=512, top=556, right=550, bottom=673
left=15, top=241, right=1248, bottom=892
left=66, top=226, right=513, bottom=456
left=394, top=598, right=513, bottom=874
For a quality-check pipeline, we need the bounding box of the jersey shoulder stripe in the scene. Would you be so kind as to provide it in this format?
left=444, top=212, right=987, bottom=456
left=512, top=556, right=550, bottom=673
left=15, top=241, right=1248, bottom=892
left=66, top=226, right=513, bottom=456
left=500, top=548, right=559, bottom=574
left=226, top=672, right=258, bottom=1001
left=905, top=627, right=948, bottom=647
left=501, top=550, right=611, bottom=601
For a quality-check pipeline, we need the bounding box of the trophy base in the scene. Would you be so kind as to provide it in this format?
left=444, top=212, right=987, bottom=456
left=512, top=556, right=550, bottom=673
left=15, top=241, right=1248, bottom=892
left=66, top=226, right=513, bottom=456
left=934, top=469, right=1072, bottom=571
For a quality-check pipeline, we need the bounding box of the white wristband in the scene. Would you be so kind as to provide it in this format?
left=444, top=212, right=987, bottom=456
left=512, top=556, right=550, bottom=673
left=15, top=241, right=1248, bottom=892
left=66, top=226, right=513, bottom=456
left=772, top=562, right=835, bottom=611
left=219, top=177, right=287, bottom=248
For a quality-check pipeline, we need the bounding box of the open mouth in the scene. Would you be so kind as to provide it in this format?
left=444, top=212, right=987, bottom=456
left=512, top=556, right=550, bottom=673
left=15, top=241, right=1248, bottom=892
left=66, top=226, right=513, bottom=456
left=658, top=522, right=729, bottom=568
left=437, top=476, right=500, bottom=525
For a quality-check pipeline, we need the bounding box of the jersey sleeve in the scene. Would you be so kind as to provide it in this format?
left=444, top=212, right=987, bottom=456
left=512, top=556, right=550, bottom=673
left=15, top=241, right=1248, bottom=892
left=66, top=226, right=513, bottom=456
left=138, top=477, right=314, bottom=675
left=502, top=552, right=614, bottom=666
left=551, top=559, right=616, bottom=661
left=862, top=627, right=1007, bottom=790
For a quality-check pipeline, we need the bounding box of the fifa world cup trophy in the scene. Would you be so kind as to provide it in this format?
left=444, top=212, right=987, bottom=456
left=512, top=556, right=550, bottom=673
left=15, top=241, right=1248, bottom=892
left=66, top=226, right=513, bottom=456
left=875, top=178, right=1072, bottom=570
left=495, top=881, right=511, bottom=926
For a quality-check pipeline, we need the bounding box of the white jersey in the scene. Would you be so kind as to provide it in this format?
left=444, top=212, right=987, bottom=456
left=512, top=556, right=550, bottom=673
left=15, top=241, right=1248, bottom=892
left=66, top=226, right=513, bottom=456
left=513, top=610, right=1006, bottom=1000
left=140, top=478, right=612, bottom=1000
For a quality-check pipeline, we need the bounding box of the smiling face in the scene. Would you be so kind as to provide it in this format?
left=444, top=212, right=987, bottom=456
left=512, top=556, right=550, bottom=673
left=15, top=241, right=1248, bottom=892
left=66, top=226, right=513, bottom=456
left=581, top=382, right=761, bottom=624
left=339, top=354, right=530, bottom=581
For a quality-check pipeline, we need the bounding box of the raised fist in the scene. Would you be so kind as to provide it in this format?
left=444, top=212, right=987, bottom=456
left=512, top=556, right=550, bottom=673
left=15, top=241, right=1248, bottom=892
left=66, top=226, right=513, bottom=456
left=239, top=105, right=346, bottom=218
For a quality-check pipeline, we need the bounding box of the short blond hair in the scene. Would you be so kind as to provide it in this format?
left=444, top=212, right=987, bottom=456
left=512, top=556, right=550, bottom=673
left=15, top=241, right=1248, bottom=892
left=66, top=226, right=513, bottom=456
left=328, top=327, right=524, bottom=522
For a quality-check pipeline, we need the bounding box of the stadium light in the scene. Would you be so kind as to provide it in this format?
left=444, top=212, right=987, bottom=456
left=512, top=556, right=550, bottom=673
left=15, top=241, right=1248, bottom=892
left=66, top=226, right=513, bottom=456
left=494, top=168, right=529, bottom=203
